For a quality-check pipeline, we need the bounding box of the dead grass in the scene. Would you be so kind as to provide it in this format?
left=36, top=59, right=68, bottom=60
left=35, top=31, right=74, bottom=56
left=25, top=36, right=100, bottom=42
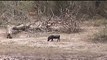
left=86, top=18, right=107, bottom=43
left=91, top=27, right=107, bottom=43
left=0, top=20, right=107, bottom=59
left=0, top=44, right=66, bottom=55
left=93, top=18, right=107, bottom=27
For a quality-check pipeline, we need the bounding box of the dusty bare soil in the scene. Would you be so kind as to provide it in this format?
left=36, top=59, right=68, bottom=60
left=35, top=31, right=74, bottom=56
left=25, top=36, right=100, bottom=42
left=0, top=22, right=107, bottom=60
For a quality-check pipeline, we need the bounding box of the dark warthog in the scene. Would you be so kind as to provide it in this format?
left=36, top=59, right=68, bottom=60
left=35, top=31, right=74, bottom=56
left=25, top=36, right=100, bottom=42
left=47, top=35, right=60, bottom=42
left=7, top=34, right=12, bottom=39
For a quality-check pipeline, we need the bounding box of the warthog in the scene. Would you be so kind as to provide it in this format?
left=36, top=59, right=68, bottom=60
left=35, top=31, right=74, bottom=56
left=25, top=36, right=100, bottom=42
left=7, top=34, right=12, bottom=39
left=47, top=35, right=60, bottom=42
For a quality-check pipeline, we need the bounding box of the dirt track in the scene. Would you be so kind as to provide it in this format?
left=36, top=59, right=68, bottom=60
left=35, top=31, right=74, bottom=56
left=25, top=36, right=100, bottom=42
left=0, top=24, right=107, bottom=60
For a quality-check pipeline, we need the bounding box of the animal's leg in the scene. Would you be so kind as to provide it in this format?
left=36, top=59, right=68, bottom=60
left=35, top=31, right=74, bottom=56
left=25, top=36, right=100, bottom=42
left=57, top=38, right=60, bottom=42
left=56, top=38, right=58, bottom=42
left=51, top=39, right=53, bottom=41
left=7, top=35, right=9, bottom=38
left=48, top=38, right=50, bottom=41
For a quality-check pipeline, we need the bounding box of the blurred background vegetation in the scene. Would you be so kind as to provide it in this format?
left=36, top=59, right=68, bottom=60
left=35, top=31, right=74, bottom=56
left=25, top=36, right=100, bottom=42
left=0, top=1, right=107, bottom=42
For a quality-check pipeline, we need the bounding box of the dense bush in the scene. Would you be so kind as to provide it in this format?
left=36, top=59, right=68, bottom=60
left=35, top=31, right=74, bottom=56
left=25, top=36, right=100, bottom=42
left=0, top=1, right=107, bottom=33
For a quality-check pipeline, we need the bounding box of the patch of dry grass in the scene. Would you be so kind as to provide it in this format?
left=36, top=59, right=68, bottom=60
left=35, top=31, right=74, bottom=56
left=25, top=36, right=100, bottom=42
left=82, top=18, right=107, bottom=27
left=91, top=28, right=107, bottom=43
left=93, top=18, right=107, bottom=27
left=0, top=43, right=66, bottom=56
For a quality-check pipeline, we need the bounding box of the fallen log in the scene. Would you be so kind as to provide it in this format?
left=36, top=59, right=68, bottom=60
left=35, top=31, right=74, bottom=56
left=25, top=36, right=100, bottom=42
left=6, top=24, right=31, bottom=39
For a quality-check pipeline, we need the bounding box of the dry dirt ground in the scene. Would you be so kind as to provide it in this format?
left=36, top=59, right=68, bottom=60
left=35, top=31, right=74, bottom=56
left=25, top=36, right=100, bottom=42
left=0, top=21, right=107, bottom=60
